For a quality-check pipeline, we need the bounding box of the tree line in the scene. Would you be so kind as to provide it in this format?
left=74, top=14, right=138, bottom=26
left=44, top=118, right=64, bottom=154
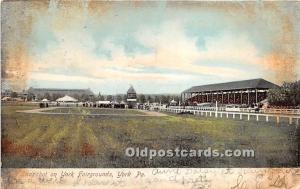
left=26, top=92, right=180, bottom=104
left=267, top=80, right=300, bottom=107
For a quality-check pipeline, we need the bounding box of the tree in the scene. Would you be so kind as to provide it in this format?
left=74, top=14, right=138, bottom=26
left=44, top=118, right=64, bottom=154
left=146, top=95, right=153, bottom=103
left=73, top=94, right=80, bottom=101
left=81, top=94, right=90, bottom=102
left=89, top=95, right=96, bottom=102
left=36, top=94, right=43, bottom=100
left=161, top=95, right=168, bottom=104
left=268, top=80, right=300, bottom=107
left=116, top=94, right=122, bottom=102
left=10, top=92, right=18, bottom=98
left=174, top=95, right=180, bottom=102
left=96, top=92, right=105, bottom=101
left=27, top=93, right=35, bottom=101
left=106, top=95, right=113, bottom=101
left=43, top=92, right=51, bottom=100
left=138, top=94, right=146, bottom=103
left=154, top=95, right=159, bottom=103
left=122, top=94, right=127, bottom=101
left=52, top=93, right=63, bottom=101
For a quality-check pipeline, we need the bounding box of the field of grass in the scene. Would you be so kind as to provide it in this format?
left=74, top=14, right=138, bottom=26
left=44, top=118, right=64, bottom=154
left=1, top=105, right=299, bottom=168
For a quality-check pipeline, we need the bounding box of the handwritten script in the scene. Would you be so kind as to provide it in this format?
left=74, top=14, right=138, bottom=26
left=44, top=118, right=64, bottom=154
left=2, top=168, right=300, bottom=189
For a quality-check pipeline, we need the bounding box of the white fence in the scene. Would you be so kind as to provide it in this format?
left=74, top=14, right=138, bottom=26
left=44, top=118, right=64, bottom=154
left=168, top=106, right=300, bottom=115
left=262, top=108, right=300, bottom=115
left=162, top=108, right=300, bottom=125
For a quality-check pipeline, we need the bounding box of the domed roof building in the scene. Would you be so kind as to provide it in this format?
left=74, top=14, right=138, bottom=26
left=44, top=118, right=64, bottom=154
left=127, top=85, right=137, bottom=108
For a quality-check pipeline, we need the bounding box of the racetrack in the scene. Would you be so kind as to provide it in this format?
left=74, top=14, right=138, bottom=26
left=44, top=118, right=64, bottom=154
left=17, top=107, right=168, bottom=117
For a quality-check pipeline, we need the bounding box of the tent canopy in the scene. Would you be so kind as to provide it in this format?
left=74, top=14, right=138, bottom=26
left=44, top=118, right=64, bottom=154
left=96, top=101, right=111, bottom=105
left=170, top=99, right=177, bottom=103
left=41, top=98, right=49, bottom=102
left=56, top=95, right=78, bottom=102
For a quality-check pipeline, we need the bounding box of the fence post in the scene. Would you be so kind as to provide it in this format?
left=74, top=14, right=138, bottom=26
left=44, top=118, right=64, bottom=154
left=266, top=116, right=269, bottom=122
left=210, top=112, right=212, bottom=117
left=289, top=117, right=292, bottom=125
left=256, top=115, right=259, bottom=121
left=276, top=116, right=279, bottom=124
left=240, top=114, right=242, bottom=120
left=226, top=113, right=229, bottom=118
left=220, top=113, right=223, bottom=118
left=248, top=114, right=250, bottom=121
left=233, top=114, right=235, bottom=119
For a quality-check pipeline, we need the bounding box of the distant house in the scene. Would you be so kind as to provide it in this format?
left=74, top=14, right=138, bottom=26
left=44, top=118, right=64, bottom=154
left=126, top=85, right=137, bottom=108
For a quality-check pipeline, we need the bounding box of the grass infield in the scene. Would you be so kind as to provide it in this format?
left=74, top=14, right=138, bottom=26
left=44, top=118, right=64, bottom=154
left=1, top=105, right=299, bottom=168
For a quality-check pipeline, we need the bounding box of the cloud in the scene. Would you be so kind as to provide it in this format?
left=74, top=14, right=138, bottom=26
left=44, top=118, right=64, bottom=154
left=4, top=1, right=299, bottom=92
left=30, top=19, right=262, bottom=86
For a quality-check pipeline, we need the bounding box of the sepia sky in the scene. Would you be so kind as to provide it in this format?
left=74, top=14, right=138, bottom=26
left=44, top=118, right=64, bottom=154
left=2, top=1, right=300, bottom=94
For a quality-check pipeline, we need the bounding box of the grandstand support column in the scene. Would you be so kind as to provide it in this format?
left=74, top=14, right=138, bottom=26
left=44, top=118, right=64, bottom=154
left=227, top=92, right=230, bottom=104
left=221, top=91, right=224, bottom=104
left=248, top=90, right=250, bottom=105
left=211, top=92, right=213, bottom=103
left=181, top=93, right=183, bottom=106
left=241, top=91, right=243, bottom=104
left=234, top=92, right=236, bottom=104
left=255, top=89, right=258, bottom=103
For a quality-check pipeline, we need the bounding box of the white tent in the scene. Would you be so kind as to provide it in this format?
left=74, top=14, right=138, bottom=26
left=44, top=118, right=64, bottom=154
left=41, top=98, right=49, bottom=102
left=96, top=101, right=111, bottom=105
left=170, top=99, right=177, bottom=103
left=1, top=96, right=11, bottom=101
left=56, top=95, right=78, bottom=102
left=170, top=99, right=177, bottom=106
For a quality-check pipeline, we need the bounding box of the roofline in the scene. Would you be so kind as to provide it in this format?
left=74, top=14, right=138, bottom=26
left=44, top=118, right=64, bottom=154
left=188, top=78, right=265, bottom=89
left=182, top=78, right=278, bottom=93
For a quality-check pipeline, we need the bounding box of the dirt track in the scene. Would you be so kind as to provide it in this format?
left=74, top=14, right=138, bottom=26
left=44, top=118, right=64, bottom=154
left=17, top=107, right=168, bottom=117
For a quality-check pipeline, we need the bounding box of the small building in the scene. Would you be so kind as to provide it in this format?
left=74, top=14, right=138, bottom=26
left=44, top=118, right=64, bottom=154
left=127, top=85, right=137, bottom=108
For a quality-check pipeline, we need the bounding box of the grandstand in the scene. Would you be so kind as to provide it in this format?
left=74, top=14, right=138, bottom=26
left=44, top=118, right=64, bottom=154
left=182, top=78, right=278, bottom=105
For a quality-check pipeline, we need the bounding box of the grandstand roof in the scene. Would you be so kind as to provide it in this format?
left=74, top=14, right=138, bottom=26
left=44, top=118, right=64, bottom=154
left=183, top=78, right=278, bottom=93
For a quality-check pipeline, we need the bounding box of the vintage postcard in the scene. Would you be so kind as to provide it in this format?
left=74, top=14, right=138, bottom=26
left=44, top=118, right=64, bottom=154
left=1, top=1, right=300, bottom=188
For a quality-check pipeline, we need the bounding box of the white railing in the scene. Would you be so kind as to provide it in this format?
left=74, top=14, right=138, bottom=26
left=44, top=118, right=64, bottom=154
left=262, top=108, right=300, bottom=115
left=169, top=106, right=225, bottom=111
left=161, top=108, right=300, bottom=125
left=168, top=106, right=300, bottom=115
